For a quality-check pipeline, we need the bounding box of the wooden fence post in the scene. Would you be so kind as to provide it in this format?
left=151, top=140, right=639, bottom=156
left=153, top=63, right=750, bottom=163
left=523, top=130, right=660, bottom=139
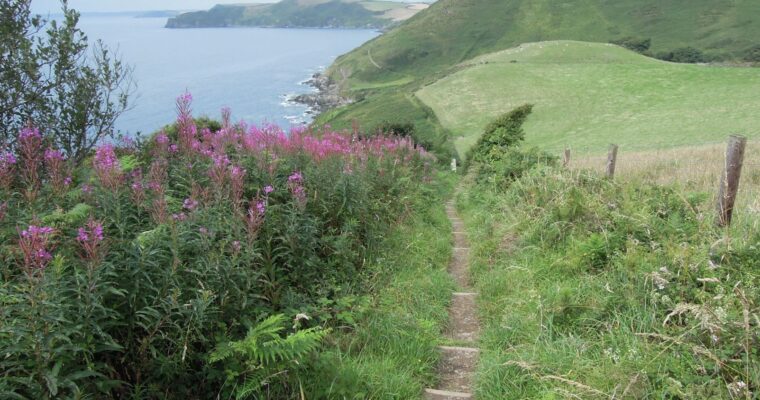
left=606, top=144, right=618, bottom=179
left=716, top=135, right=747, bottom=227
left=563, top=148, right=571, bottom=168
left=451, top=158, right=457, bottom=172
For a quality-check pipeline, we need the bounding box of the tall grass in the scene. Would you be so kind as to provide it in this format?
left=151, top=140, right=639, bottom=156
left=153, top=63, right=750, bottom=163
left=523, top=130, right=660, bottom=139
left=459, top=164, right=759, bottom=399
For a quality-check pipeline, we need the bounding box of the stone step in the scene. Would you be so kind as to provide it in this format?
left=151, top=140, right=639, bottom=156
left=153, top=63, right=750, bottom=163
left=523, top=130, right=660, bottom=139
left=424, top=388, right=473, bottom=399
left=434, top=346, right=479, bottom=394
left=447, top=293, right=480, bottom=342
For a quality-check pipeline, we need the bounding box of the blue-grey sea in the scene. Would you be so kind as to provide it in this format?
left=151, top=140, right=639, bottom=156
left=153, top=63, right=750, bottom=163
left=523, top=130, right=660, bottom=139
left=77, top=16, right=378, bottom=135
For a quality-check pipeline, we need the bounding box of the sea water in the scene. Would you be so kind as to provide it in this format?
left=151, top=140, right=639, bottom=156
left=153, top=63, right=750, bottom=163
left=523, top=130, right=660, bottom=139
left=77, top=16, right=378, bottom=135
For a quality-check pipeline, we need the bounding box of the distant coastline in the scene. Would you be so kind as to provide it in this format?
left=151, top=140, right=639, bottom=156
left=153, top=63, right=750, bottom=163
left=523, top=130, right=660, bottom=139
left=165, top=1, right=429, bottom=30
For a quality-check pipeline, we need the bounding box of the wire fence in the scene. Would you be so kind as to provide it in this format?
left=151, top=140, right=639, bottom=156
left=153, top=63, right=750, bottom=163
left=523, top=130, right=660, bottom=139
left=560, top=138, right=760, bottom=218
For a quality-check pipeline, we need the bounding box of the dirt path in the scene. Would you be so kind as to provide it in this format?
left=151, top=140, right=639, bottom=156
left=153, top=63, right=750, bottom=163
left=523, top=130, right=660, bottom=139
left=424, top=202, right=480, bottom=399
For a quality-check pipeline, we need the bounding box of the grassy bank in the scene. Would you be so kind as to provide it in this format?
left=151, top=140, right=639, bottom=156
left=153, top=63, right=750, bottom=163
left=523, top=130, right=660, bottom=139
left=417, top=41, right=760, bottom=156
left=304, top=172, right=458, bottom=398
left=457, top=166, right=759, bottom=398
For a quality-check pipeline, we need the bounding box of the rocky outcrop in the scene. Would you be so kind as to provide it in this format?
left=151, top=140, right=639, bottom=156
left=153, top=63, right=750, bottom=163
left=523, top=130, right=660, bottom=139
left=292, top=73, right=352, bottom=114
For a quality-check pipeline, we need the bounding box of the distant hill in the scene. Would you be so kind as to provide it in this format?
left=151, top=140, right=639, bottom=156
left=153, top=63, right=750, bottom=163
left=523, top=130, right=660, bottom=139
left=316, top=0, right=760, bottom=157
left=166, top=0, right=430, bottom=29
left=416, top=41, right=760, bottom=155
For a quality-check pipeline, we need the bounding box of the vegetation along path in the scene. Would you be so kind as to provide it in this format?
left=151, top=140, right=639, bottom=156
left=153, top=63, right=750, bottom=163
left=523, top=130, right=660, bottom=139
left=425, top=201, right=481, bottom=399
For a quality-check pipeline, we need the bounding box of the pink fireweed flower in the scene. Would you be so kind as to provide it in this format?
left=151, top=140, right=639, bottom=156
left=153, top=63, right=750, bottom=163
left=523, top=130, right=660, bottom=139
left=229, top=165, right=246, bottom=203
left=183, top=198, right=199, bottom=211
left=244, top=198, right=266, bottom=242
left=44, top=148, right=68, bottom=194
left=287, top=171, right=307, bottom=208
left=172, top=213, right=187, bottom=222
left=176, top=92, right=197, bottom=153
left=93, top=144, right=122, bottom=190
left=18, top=225, right=55, bottom=274
left=77, top=219, right=105, bottom=262
left=168, top=144, right=178, bottom=153
left=18, top=127, right=43, bottom=195
left=208, top=152, right=230, bottom=189
left=0, top=150, right=15, bottom=189
left=81, top=184, right=93, bottom=195
left=263, top=185, right=274, bottom=195
left=64, top=176, right=72, bottom=186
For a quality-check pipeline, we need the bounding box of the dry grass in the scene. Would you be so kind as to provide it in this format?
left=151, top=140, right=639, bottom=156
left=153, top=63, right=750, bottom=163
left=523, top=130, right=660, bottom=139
left=568, top=140, right=760, bottom=217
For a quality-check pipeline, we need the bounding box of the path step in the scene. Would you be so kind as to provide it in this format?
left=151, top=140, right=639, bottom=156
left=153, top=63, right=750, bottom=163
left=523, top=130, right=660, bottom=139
left=447, top=293, right=480, bottom=342
left=432, top=346, right=479, bottom=394
left=424, top=388, right=473, bottom=399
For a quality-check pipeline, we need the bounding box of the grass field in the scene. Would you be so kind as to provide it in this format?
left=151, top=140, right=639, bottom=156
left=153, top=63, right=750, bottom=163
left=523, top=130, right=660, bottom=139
left=416, top=41, right=760, bottom=157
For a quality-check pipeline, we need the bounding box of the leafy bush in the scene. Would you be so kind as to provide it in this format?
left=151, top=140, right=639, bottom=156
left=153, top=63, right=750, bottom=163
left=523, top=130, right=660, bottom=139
left=657, top=47, right=707, bottom=63
left=0, top=93, right=434, bottom=398
left=465, top=104, right=556, bottom=184
left=743, top=44, right=760, bottom=62
left=610, top=37, right=652, bottom=53
left=0, top=0, right=133, bottom=163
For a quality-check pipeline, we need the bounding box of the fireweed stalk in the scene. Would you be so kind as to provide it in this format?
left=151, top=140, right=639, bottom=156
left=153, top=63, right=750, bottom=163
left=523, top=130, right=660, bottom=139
left=18, top=225, right=55, bottom=277
left=44, top=148, right=69, bottom=195
left=93, top=144, right=122, bottom=191
left=18, top=127, right=43, bottom=200
left=0, top=150, right=15, bottom=190
left=77, top=219, right=105, bottom=264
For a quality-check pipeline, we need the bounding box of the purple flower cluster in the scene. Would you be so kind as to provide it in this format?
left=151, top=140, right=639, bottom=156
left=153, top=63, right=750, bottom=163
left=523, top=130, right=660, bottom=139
left=183, top=198, right=199, bottom=211
left=18, top=225, right=55, bottom=273
left=77, top=219, right=105, bottom=262
left=0, top=151, right=15, bottom=189
left=93, top=144, right=121, bottom=190
left=288, top=171, right=307, bottom=208
left=44, top=148, right=69, bottom=194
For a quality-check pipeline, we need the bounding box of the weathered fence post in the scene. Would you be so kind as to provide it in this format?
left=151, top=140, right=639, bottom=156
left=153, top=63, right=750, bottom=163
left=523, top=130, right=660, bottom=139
left=716, top=135, right=747, bottom=227
left=563, top=148, right=571, bottom=168
left=451, top=158, right=457, bottom=172
left=606, top=144, right=618, bottom=179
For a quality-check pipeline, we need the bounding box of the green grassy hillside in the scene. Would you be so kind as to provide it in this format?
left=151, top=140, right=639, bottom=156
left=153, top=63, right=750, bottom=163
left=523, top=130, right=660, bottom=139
left=166, top=0, right=429, bottom=29
left=318, top=0, right=760, bottom=155
left=416, top=41, right=760, bottom=156
left=329, top=0, right=760, bottom=84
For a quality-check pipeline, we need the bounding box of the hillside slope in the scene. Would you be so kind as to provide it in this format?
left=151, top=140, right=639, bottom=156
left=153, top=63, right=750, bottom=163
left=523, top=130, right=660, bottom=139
left=166, top=0, right=430, bottom=29
left=416, top=41, right=760, bottom=155
left=317, top=0, right=760, bottom=155
left=328, top=0, right=760, bottom=83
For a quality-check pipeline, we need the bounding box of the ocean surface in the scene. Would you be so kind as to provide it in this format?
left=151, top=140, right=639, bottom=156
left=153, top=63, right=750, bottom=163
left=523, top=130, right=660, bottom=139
left=77, top=16, right=378, bottom=135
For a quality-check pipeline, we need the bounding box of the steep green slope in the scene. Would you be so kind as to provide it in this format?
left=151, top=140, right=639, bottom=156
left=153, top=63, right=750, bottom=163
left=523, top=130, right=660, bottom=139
left=328, top=0, right=760, bottom=84
left=317, top=0, right=760, bottom=154
left=166, top=0, right=429, bottom=29
left=417, top=41, right=760, bottom=155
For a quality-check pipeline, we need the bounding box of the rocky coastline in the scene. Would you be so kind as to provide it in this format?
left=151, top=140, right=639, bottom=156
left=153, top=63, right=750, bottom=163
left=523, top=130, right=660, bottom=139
left=292, top=73, right=352, bottom=117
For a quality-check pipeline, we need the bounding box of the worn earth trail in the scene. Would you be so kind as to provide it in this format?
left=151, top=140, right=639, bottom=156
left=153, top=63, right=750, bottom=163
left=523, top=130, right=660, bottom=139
left=424, top=202, right=481, bottom=399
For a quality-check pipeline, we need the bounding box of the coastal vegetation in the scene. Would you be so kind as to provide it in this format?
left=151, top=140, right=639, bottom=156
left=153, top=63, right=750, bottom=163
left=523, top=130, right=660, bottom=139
left=317, top=0, right=760, bottom=154
left=457, top=107, right=759, bottom=398
left=165, top=0, right=429, bottom=29
left=3, top=0, right=760, bottom=398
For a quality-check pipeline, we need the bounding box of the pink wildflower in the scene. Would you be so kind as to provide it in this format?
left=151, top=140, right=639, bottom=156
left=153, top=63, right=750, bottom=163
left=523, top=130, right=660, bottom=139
left=0, top=151, right=15, bottom=189
left=93, top=144, right=122, bottom=190
left=229, top=165, right=246, bottom=203
left=263, top=185, right=274, bottom=195
left=77, top=219, right=105, bottom=262
left=183, top=198, right=199, bottom=211
left=44, top=148, right=68, bottom=194
left=172, top=213, right=187, bottom=222
left=18, top=225, right=55, bottom=274
left=18, top=127, right=43, bottom=198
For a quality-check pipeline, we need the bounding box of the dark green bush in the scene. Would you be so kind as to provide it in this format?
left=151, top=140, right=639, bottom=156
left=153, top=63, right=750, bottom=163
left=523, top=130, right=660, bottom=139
left=610, top=37, right=651, bottom=53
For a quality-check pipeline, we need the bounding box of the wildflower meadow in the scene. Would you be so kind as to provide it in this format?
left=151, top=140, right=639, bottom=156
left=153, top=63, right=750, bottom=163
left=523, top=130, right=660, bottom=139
left=0, top=93, right=434, bottom=398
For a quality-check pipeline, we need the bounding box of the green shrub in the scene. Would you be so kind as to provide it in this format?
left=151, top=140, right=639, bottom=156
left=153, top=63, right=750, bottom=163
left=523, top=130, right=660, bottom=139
left=610, top=37, right=651, bottom=53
